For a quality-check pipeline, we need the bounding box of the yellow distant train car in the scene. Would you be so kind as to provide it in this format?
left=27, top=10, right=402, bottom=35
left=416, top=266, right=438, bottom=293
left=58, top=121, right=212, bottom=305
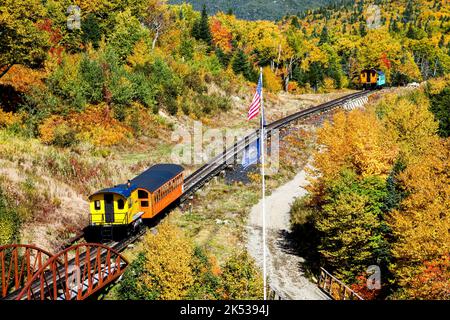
left=88, top=164, right=184, bottom=237
left=360, top=69, right=386, bottom=89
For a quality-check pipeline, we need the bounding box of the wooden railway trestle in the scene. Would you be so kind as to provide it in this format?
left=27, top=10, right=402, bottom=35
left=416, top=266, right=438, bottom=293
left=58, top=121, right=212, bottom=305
left=1, top=243, right=128, bottom=300
left=0, top=244, right=54, bottom=298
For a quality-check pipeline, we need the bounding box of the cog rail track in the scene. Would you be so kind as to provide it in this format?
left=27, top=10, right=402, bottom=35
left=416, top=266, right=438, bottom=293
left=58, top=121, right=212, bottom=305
left=2, top=90, right=370, bottom=300
left=181, top=90, right=369, bottom=201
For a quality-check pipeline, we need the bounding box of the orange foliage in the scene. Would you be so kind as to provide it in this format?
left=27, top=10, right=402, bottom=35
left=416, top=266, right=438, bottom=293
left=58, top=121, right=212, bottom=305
left=69, top=104, right=132, bottom=146
left=38, top=115, right=65, bottom=144
left=287, top=81, right=301, bottom=94
left=39, top=105, right=132, bottom=147
left=350, top=274, right=381, bottom=300
left=0, top=65, right=45, bottom=92
left=210, top=18, right=233, bottom=53
left=209, top=255, right=222, bottom=277
left=408, top=254, right=450, bottom=300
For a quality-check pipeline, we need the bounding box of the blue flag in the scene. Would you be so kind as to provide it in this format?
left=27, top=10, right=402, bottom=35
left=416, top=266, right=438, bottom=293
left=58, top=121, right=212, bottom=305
left=242, top=138, right=261, bottom=168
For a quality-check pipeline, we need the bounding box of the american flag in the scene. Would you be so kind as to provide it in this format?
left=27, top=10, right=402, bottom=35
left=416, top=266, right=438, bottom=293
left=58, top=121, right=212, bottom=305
left=247, top=73, right=263, bottom=121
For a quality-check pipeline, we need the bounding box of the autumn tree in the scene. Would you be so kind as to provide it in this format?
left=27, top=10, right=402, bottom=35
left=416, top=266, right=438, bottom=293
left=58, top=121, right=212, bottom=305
left=388, top=139, right=450, bottom=295
left=262, top=66, right=282, bottom=92
left=0, top=0, right=49, bottom=78
left=221, top=251, right=263, bottom=300
left=310, top=110, right=397, bottom=182
left=376, top=92, right=439, bottom=165
left=108, top=9, right=149, bottom=61
left=210, top=18, right=233, bottom=53
left=142, top=0, right=171, bottom=49
left=314, top=170, right=389, bottom=281
left=142, top=220, right=195, bottom=300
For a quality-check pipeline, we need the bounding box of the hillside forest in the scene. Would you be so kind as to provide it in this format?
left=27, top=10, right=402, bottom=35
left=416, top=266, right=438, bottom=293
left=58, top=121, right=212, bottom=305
left=0, top=0, right=449, bottom=300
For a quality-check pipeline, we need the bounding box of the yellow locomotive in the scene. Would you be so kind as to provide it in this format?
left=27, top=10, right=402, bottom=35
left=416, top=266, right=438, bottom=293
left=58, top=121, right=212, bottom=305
left=88, top=164, right=184, bottom=238
left=360, top=69, right=386, bottom=89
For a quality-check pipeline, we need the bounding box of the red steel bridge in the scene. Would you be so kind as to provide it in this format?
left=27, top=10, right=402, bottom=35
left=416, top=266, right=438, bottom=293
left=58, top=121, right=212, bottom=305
left=0, top=91, right=371, bottom=300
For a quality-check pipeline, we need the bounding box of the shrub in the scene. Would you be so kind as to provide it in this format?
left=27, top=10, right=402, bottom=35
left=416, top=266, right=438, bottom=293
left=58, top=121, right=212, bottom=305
left=39, top=105, right=132, bottom=147
left=38, top=115, right=65, bottom=145
left=142, top=221, right=195, bottom=300
left=116, top=252, right=156, bottom=300
left=39, top=115, right=78, bottom=148
left=262, top=66, right=282, bottom=93
left=0, top=191, right=20, bottom=246
left=78, top=55, right=104, bottom=104
left=52, top=123, right=78, bottom=148
left=221, top=251, right=264, bottom=300
left=187, top=246, right=223, bottom=300
left=0, top=109, right=21, bottom=128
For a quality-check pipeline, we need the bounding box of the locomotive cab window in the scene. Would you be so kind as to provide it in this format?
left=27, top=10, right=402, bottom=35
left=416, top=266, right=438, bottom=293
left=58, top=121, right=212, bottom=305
left=94, top=200, right=101, bottom=211
left=141, top=201, right=149, bottom=208
left=138, top=190, right=148, bottom=199
left=117, top=199, right=125, bottom=210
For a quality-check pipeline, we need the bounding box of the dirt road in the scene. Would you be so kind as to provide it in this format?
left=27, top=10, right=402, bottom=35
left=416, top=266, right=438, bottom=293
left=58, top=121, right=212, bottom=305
left=246, top=169, right=329, bottom=300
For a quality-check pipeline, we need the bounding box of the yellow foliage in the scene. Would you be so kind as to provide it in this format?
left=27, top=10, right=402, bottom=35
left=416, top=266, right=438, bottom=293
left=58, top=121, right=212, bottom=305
left=426, top=74, right=450, bottom=95
left=0, top=109, right=21, bottom=128
left=379, top=93, right=439, bottom=165
left=143, top=220, right=194, bottom=300
left=312, top=110, right=398, bottom=183
left=70, top=104, right=132, bottom=146
left=395, top=52, right=422, bottom=81
left=388, top=139, right=450, bottom=287
left=322, top=77, right=336, bottom=92
left=127, top=40, right=153, bottom=69
left=262, top=66, right=282, bottom=93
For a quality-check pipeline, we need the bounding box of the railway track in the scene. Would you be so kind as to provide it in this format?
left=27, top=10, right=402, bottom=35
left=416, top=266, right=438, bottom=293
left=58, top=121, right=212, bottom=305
left=2, top=90, right=371, bottom=300
left=181, top=90, right=369, bottom=200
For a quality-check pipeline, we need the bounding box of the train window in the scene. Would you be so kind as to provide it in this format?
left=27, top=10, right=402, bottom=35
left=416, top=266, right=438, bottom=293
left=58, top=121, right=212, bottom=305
left=117, top=199, right=125, bottom=210
left=138, top=190, right=148, bottom=199
left=94, top=200, right=101, bottom=211
left=141, top=201, right=149, bottom=208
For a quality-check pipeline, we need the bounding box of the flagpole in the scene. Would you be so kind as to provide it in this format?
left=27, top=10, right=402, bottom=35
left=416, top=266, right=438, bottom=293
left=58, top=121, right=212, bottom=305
left=259, top=67, right=267, bottom=301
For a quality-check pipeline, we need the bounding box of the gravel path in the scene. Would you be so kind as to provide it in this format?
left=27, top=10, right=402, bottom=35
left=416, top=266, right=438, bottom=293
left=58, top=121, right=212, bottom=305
left=246, top=169, right=329, bottom=300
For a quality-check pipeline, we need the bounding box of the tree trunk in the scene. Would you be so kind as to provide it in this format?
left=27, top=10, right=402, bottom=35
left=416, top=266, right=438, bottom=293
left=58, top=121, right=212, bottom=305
left=0, top=64, right=13, bottom=79
left=152, top=28, right=160, bottom=50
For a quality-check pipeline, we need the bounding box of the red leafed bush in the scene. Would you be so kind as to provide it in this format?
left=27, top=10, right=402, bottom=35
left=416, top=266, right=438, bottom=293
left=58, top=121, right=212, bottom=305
left=350, top=274, right=381, bottom=300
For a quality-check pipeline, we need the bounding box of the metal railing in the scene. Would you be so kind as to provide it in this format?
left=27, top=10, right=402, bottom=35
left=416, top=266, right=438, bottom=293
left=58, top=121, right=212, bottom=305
left=318, top=267, right=364, bottom=300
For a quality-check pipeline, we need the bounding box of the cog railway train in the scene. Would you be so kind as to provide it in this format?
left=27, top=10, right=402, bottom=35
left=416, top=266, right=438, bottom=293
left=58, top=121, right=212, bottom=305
left=359, top=69, right=386, bottom=89
left=88, top=164, right=184, bottom=239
